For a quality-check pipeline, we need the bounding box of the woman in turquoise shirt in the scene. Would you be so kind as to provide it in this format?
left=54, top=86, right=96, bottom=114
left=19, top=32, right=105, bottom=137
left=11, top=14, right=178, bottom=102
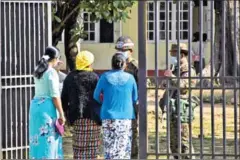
left=94, top=53, right=138, bottom=159
left=29, top=46, right=65, bottom=159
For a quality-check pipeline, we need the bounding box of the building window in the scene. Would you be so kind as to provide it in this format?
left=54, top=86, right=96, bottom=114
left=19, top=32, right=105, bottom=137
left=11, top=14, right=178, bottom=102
left=81, top=12, right=115, bottom=43
left=147, top=1, right=189, bottom=41
left=100, top=19, right=114, bottom=43
left=83, top=12, right=97, bottom=41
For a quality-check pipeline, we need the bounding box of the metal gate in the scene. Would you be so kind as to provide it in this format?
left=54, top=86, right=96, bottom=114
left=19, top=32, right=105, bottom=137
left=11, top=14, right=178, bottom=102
left=138, top=0, right=240, bottom=159
left=0, top=1, right=52, bottom=159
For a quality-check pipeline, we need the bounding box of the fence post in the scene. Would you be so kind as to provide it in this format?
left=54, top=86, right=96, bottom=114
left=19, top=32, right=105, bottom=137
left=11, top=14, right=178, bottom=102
left=0, top=1, right=2, bottom=159
left=138, top=1, right=147, bottom=159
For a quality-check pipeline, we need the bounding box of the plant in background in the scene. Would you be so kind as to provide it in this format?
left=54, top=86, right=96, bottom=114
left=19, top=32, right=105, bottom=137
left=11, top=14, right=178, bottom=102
left=52, top=0, right=135, bottom=71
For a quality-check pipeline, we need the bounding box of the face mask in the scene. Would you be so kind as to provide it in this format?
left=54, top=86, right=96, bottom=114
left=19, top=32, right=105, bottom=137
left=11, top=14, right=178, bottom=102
left=121, top=51, right=129, bottom=59
left=116, top=51, right=129, bottom=59
left=170, top=56, right=177, bottom=66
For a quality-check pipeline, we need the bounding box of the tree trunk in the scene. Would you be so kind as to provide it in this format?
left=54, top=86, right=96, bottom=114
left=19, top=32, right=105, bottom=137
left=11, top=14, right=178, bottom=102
left=214, top=0, right=240, bottom=86
left=52, top=2, right=68, bottom=46
left=64, top=2, right=81, bottom=71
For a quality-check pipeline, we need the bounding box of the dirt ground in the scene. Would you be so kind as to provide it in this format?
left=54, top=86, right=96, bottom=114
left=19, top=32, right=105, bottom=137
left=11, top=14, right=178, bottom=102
left=63, top=90, right=240, bottom=159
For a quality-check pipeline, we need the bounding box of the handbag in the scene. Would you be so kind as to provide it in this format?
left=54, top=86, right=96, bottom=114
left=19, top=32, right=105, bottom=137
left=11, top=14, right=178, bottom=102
left=55, top=119, right=64, bottom=136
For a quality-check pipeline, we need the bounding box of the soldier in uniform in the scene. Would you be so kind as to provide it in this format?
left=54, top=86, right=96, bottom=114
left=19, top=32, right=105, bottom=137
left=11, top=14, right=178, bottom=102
left=163, top=43, right=199, bottom=159
left=115, top=36, right=139, bottom=159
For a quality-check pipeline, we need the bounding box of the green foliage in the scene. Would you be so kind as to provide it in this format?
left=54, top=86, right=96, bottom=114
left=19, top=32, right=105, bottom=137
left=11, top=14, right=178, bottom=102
left=52, top=0, right=134, bottom=45
left=53, top=0, right=135, bottom=24
left=70, top=25, right=88, bottom=43
left=80, top=0, right=135, bottom=23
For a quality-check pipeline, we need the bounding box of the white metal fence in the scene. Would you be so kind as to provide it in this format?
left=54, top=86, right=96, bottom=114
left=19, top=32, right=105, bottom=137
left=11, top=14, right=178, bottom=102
left=0, top=1, right=52, bottom=159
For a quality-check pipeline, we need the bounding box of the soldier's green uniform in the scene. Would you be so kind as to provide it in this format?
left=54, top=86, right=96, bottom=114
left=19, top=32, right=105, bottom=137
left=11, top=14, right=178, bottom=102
left=115, top=36, right=139, bottom=159
left=164, top=43, right=199, bottom=159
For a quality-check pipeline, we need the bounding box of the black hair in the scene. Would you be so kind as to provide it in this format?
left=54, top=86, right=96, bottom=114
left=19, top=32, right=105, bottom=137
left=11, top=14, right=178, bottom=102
left=33, top=46, right=60, bottom=79
left=111, top=53, right=126, bottom=70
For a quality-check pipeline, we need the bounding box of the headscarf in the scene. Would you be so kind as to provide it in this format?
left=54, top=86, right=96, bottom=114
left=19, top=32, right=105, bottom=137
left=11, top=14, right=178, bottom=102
left=75, top=50, right=94, bottom=71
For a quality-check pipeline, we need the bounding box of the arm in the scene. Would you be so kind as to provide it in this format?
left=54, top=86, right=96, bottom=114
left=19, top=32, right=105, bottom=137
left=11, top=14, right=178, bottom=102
left=93, top=75, right=104, bottom=104
left=132, top=76, right=138, bottom=104
left=61, top=77, right=69, bottom=115
left=48, top=69, right=65, bottom=123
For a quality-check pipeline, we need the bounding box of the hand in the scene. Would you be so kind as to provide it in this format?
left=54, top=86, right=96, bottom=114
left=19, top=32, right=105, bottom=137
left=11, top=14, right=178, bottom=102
left=54, top=60, right=64, bottom=71
left=164, top=70, right=172, bottom=77
left=58, top=115, right=66, bottom=125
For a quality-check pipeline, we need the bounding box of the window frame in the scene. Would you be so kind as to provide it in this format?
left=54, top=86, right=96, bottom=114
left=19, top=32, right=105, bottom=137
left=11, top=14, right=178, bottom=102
left=80, top=12, right=121, bottom=44
left=147, top=1, right=191, bottom=43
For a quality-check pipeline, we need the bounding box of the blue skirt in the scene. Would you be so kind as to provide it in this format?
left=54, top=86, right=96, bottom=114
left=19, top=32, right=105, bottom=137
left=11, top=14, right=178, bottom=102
left=29, top=97, right=63, bottom=159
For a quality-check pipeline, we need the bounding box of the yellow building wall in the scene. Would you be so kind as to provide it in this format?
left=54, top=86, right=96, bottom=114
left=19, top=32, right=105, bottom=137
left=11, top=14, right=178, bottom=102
left=57, top=2, right=212, bottom=71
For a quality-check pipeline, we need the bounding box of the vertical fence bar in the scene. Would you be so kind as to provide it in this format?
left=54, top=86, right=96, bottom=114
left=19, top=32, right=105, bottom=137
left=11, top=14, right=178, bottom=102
left=221, top=1, right=226, bottom=158
left=4, top=2, right=8, bottom=159
left=0, top=1, right=2, bottom=159
left=13, top=2, right=18, bottom=158
left=28, top=4, right=32, bottom=156
left=210, top=0, right=215, bottom=159
left=138, top=1, right=147, bottom=159
left=199, top=0, right=204, bottom=159
left=176, top=1, right=181, bottom=158
left=42, top=3, right=46, bottom=49
left=33, top=3, right=36, bottom=68
left=154, top=0, right=159, bottom=158
left=187, top=1, right=193, bottom=159
left=28, top=2, right=32, bottom=115
left=18, top=3, right=23, bottom=158
left=165, top=0, right=170, bottom=159
left=38, top=3, right=41, bottom=60
left=47, top=2, right=52, bottom=46
left=23, top=3, right=28, bottom=158
left=233, top=0, right=239, bottom=159
left=8, top=2, right=13, bottom=158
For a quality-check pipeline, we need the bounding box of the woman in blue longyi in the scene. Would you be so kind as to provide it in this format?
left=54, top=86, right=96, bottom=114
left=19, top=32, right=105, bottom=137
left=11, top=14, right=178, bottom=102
left=29, top=46, right=65, bottom=159
left=94, top=53, right=138, bottom=159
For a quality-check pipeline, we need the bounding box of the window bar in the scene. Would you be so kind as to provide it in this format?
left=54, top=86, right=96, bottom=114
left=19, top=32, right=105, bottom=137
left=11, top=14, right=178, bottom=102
left=233, top=0, right=239, bottom=159
left=221, top=1, right=226, bottom=159
left=165, top=0, right=170, bottom=159
left=187, top=1, right=193, bottom=159
left=210, top=0, right=215, bottom=159
left=176, top=1, right=181, bottom=159
left=199, top=0, right=204, bottom=159
left=154, top=0, right=159, bottom=158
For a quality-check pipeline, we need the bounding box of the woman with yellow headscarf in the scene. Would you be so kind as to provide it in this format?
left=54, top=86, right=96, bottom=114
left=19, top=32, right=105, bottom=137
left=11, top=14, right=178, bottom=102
left=61, top=51, right=101, bottom=159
